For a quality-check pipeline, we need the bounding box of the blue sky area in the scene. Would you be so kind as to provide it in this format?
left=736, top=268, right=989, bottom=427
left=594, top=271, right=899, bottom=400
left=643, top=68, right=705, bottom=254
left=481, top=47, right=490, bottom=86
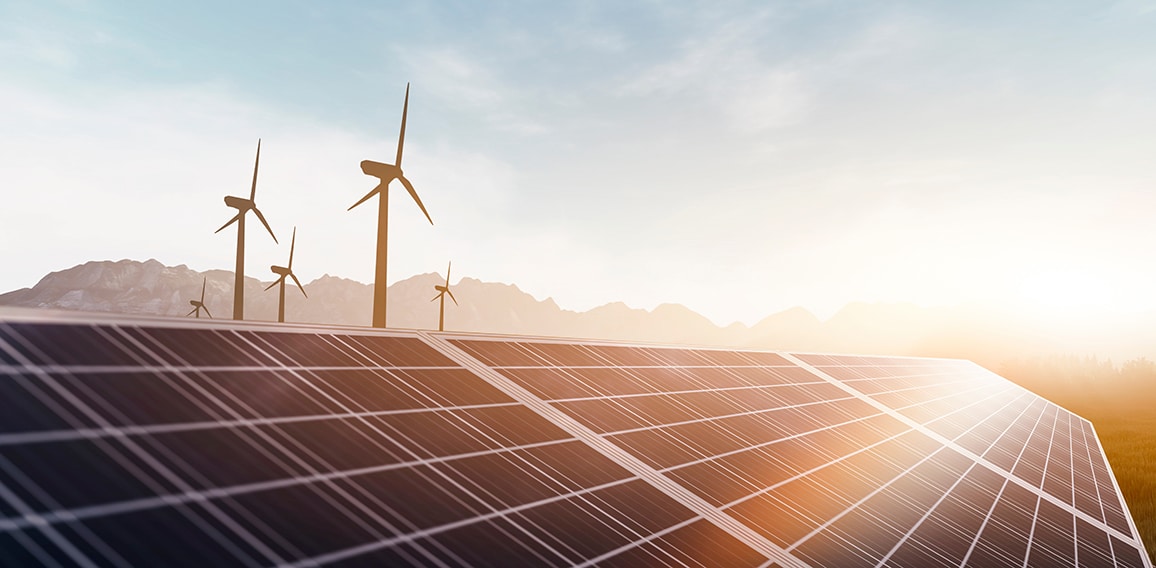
left=2, top=1, right=1156, bottom=328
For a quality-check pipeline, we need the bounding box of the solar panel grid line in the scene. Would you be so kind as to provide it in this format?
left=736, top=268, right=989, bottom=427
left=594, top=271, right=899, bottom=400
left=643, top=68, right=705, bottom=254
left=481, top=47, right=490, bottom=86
left=890, top=381, right=1019, bottom=426
left=783, top=444, right=966, bottom=555
left=780, top=352, right=1146, bottom=553
left=1033, top=401, right=1064, bottom=512
left=0, top=461, right=103, bottom=568
left=919, top=389, right=1029, bottom=444
left=1085, top=419, right=1153, bottom=567
left=570, top=516, right=701, bottom=568
left=795, top=358, right=1137, bottom=548
left=0, top=326, right=291, bottom=566
left=709, top=419, right=915, bottom=513
left=3, top=316, right=1150, bottom=566
left=448, top=337, right=1146, bottom=564
left=0, top=399, right=528, bottom=448
left=872, top=394, right=1036, bottom=566
left=102, top=326, right=466, bottom=565
left=1066, top=413, right=1081, bottom=567
left=4, top=321, right=744, bottom=566
left=214, top=339, right=615, bottom=567
left=658, top=410, right=891, bottom=477
left=603, top=398, right=876, bottom=474
left=1076, top=420, right=1119, bottom=553
left=790, top=444, right=989, bottom=559
left=0, top=437, right=583, bottom=535
left=15, top=325, right=580, bottom=566
left=961, top=379, right=1060, bottom=568
left=547, top=379, right=826, bottom=404
left=590, top=393, right=861, bottom=438
left=420, top=333, right=807, bottom=568
left=273, top=475, right=665, bottom=568
left=960, top=475, right=1020, bottom=567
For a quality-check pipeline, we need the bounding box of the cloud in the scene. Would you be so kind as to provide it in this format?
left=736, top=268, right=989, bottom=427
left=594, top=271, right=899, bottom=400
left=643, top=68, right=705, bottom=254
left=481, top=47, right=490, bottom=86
left=0, top=81, right=525, bottom=298
left=396, top=46, right=549, bottom=134
left=618, top=9, right=810, bottom=131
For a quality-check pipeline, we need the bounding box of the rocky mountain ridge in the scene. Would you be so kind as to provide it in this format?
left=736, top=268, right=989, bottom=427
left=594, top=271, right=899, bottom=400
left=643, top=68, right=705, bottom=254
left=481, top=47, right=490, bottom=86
left=4, top=259, right=1154, bottom=368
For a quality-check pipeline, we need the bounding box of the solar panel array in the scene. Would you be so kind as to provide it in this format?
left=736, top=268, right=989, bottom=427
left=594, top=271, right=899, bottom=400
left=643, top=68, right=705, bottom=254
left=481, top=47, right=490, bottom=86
left=0, top=310, right=1149, bottom=567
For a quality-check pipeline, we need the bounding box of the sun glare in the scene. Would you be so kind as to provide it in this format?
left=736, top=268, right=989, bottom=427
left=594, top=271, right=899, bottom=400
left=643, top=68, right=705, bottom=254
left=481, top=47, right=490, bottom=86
left=1015, top=268, right=1116, bottom=317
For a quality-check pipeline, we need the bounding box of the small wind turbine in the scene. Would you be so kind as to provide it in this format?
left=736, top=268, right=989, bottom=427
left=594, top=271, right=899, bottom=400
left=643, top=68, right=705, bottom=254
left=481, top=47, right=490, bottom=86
left=430, top=261, right=457, bottom=332
left=265, top=226, right=307, bottom=323
left=186, top=277, right=212, bottom=318
left=215, top=139, right=278, bottom=320
left=349, top=83, right=433, bottom=328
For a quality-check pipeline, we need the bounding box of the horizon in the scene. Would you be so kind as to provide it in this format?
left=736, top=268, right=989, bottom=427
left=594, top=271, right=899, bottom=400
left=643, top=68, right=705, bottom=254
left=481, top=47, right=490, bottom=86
left=3, top=2, right=1155, bottom=332
left=8, top=256, right=1156, bottom=365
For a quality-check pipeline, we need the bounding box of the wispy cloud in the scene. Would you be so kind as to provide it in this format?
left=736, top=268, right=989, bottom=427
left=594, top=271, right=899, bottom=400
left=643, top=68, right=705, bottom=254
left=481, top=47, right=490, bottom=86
left=619, top=8, right=810, bottom=131
left=396, top=46, right=549, bottom=135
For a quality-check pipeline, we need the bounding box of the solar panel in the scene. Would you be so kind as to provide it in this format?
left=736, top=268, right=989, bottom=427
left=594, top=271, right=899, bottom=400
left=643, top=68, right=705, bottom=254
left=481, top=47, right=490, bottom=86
left=0, top=308, right=1149, bottom=567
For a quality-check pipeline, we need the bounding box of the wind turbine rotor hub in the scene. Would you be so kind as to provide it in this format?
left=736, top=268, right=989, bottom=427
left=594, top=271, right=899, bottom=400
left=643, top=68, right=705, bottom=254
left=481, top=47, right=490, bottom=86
left=360, top=160, right=402, bottom=180
left=224, top=196, right=254, bottom=210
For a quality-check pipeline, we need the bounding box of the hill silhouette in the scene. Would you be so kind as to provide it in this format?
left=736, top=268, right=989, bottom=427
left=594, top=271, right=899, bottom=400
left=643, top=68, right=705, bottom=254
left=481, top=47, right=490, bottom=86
left=3, top=259, right=1155, bottom=369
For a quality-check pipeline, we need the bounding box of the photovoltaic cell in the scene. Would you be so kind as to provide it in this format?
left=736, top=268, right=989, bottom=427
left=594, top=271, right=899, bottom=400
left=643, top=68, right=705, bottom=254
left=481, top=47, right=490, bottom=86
left=0, top=311, right=1149, bottom=567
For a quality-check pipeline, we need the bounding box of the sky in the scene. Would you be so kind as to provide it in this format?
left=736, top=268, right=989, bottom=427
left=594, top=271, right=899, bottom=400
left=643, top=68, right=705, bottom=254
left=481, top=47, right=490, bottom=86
left=2, top=0, right=1155, bottom=327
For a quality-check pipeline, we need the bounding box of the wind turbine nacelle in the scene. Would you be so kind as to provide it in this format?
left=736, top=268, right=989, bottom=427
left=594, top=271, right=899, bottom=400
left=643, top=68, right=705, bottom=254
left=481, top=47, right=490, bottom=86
left=271, top=265, right=291, bottom=276
left=360, top=160, right=402, bottom=180
left=435, top=285, right=449, bottom=293
left=224, top=196, right=254, bottom=209
left=189, top=300, right=201, bottom=307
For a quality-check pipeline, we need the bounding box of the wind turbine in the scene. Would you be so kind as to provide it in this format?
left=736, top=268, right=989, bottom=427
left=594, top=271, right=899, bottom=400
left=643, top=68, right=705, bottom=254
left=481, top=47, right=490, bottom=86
left=186, top=277, right=212, bottom=318
left=348, top=83, right=433, bottom=328
left=265, top=226, right=307, bottom=323
left=430, top=261, right=458, bottom=332
left=215, top=139, right=278, bottom=320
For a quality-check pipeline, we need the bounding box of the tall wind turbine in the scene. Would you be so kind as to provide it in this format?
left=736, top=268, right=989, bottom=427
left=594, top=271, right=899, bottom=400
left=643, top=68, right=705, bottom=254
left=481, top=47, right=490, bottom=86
left=215, top=139, right=278, bottom=320
left=430, top=261, right=458, bottom=332
left=349, top=83, right=433, bottom=328
left=265, top=226, right=307, bottom=323
left=186, top=277, right=212, bottom=318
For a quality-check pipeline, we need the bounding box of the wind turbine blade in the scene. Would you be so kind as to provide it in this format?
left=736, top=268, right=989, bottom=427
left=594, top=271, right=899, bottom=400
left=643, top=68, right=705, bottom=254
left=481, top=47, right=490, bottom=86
left=200, top=277, right=207, bottom=302
left=186, top=307, right=197, bottom=317
left=250, top=139, right=261, bottom=201
left=398, top=176, right=433, bottom=225
left=348, top=184, right=383, bottom=211
left=396, top=83, right=409, bottom=167
left=290, top=273, right=307, bottom=298
left=445, top=261, right=451, bottom=287
left=447, top=289, right=458, bottom=306
left=288, top=226, right=297, bottom=269
left=264, top=277, right=282, bottom=292
left=252, top=207, right=278, bottom=243
left=215, top=213, right=241, bottom=234
left=203, top=306, right=212, bottom=319
left=431, top=293, right=441, bottom=302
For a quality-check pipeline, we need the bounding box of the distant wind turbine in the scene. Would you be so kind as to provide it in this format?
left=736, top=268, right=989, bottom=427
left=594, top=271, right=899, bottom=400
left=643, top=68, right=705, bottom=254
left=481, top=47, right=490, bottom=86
left=349, top=83, right=433, bottom=328
left=431, top=261, right=458, bottom=332
left=186, top=277, right=212, bottom=318
left=215, top=139, right=278, bottom=320
left=265, top=226, right=307, bottom=323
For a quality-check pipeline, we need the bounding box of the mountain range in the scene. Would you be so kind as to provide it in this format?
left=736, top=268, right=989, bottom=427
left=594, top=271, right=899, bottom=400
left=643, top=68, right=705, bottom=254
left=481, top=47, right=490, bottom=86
left=3, top=259, right=1153, bottom=369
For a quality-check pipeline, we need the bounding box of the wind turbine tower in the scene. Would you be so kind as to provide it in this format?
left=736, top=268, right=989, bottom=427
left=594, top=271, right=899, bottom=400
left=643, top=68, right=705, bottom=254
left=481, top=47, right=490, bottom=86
left=349, top=83, right=433, bottom=328
left=186, top=277, right=212, bottom=318
left=431, top=261, right=458, bottom=332
left=265, top=226, right=307, bottom=323
left=215, top=139, right=278, bottom=320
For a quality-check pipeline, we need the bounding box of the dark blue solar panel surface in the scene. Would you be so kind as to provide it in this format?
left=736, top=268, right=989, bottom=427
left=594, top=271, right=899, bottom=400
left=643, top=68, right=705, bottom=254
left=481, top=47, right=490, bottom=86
left=0, top=312, right=1149, bottom=567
